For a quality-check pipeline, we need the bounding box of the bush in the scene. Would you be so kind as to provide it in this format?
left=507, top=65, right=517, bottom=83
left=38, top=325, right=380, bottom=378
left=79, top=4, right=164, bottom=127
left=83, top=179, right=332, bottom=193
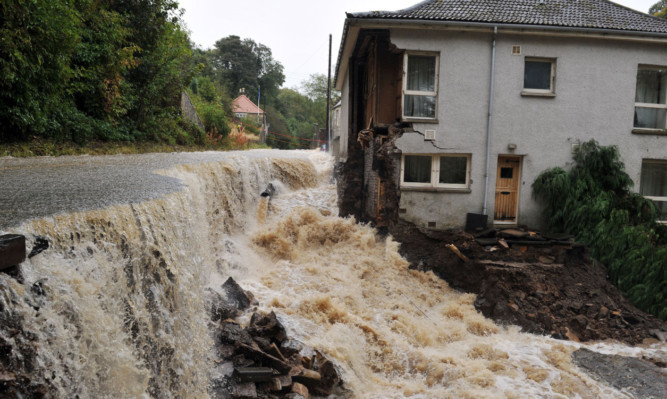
left=200, top=103, right=230, bottom=138
left=533, top=140, right=666, bottom=319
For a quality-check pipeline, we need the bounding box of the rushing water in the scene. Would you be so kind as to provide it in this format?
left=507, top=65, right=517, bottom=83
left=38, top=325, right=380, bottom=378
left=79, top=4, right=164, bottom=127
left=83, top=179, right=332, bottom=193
left=0, top=150, right=664, bottom=398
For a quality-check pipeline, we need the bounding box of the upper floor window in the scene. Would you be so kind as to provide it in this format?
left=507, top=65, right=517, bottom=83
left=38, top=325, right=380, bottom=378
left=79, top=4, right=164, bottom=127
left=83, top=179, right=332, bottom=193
left=634, top=66, right=667, bottom=130
left=401, top=154, right=470, bottom=190
left=403, top=52, right=439, bottom=120
left=640, top=159, right=667, bottom=222
left=522, top=58, right=555, bottom=96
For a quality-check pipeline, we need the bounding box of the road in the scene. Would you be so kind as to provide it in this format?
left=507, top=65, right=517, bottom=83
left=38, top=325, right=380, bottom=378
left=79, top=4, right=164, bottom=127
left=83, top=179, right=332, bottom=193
left=0, top=149, right=310, bottom=230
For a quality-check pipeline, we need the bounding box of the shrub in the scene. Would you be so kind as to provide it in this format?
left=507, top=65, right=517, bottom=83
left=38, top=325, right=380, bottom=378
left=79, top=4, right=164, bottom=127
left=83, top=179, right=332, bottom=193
left=533, top=140, right=666, bottom=319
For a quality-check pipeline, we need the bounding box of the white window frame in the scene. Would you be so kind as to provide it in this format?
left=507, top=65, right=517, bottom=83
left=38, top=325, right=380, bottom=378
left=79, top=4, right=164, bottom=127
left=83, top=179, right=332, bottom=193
left=400, top=154, right=471, bottom=189
left=402, top=51, right=439, bottom=121
left=522, top=57, right=556, bottom=96
left=640, top=159, right=667, bottom=223
left=633, top=65, right=667, bottom=131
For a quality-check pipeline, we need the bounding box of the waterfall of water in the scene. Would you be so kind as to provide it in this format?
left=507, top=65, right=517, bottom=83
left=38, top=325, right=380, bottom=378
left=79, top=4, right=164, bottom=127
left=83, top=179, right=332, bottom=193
left=0, top=151, right=663, bottom=398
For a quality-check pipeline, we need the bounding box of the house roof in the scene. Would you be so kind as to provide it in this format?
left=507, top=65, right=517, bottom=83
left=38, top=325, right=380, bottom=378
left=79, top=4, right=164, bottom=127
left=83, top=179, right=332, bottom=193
left=348, top=0, right=667, bottom=33
left=232, top=95, right=264, bottom=115
left=335, top=0, right=667, bottom=89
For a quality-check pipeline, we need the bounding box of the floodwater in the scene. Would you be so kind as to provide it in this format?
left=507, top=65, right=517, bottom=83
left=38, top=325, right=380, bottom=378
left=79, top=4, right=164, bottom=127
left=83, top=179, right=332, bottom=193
left=0, top=150, right=664, bottom=398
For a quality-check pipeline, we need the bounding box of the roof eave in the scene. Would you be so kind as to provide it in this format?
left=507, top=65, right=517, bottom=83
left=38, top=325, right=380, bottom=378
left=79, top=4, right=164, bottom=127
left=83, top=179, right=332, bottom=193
left=335, top=16, right=667, bottom=91
left=348, top=17, right=667, bottom=39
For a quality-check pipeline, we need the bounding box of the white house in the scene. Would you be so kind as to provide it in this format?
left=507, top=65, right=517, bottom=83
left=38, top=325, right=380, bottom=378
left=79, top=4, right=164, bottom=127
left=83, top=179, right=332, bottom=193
left=334, top=0, right=667, bottom=230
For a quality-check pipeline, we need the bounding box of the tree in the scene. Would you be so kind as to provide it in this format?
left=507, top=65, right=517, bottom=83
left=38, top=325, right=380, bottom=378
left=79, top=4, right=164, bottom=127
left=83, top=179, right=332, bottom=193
left=533, top=140, right=667, bottom=319
left=210, top=36, right=284, bottom=104
left=650, top=0, right=667, bottom=17
left=109, top=0, right=194, bottom=140
left=0, top=0, right=196, bottom=144
left=0, top=0, right=79, bottom=141
left=301, top=73, right=340, bottom=104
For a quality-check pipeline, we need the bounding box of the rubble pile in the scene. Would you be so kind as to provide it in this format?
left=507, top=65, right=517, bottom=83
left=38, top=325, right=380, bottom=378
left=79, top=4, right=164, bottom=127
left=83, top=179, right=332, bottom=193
left=208, top=278, right=345, bottom=399
left=390, top=222, right=667, bottom=345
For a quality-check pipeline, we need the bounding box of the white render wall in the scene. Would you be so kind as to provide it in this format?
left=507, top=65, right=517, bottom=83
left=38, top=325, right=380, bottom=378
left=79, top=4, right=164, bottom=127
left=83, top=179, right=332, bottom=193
left=337, top=72, right=350, bottom=162
left=388, top=28, right=667, bottom=229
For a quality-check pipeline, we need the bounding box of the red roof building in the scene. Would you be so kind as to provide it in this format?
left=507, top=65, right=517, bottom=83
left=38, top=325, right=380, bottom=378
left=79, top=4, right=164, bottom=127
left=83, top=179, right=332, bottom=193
left=232, top=95, right=264, bottom=118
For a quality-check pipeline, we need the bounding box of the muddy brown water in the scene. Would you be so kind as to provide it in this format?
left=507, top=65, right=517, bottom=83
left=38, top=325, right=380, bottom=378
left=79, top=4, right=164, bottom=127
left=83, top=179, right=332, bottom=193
left=0, top=150, right=664, bottom=398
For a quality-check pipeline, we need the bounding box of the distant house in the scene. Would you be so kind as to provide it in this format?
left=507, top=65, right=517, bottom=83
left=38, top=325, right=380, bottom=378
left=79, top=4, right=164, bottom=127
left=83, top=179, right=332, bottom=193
left=232, top=94, right=267, bottom=141
left=334, top=0, right=667, bottom=230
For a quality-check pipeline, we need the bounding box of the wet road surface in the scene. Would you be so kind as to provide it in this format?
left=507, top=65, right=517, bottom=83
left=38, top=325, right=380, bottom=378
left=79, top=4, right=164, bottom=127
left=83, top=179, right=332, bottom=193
left=0, top=150, right=311, bottom=230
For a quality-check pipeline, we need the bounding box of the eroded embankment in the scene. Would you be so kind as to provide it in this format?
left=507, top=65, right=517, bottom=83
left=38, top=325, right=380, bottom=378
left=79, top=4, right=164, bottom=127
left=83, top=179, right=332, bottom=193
left=0, top=155, right=319, bottom=399
left=389, top=222, right=666, bottom=346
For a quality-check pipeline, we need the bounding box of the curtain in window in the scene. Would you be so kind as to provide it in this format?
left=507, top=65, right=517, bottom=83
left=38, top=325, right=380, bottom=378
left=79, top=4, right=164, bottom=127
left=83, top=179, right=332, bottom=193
left=404, top=155, right=431, bottom=183
left=635, top=108, right=666, bottom=128
left=404, top=95, right=436, bottom=118
left=405, top=55, right=436, bottom=118
left=439, top=157, right=467, bottom=184
left=635, top=69, right=667, bottom=129
left=635, top=69, right=667, bottom=104
left=640, top=161, right=667, bottom=220
left=406, top=56, right=435, bottom=92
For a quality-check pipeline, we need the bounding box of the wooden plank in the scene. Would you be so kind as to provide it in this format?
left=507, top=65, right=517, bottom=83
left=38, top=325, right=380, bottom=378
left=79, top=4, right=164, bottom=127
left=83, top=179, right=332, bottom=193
left=234, top=367, right=275, bottom=383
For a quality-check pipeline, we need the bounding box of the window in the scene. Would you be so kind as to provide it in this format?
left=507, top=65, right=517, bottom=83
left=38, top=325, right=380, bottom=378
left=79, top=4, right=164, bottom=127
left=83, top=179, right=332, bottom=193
left=401, top=154, right=470, bottom=189
left=640, top=160, right=667, bottom=221
left=523, top=58, right=555, bottom=95
left=634, top=66, right=667, bottom=130
left=403, top=52, right=439, bottom=120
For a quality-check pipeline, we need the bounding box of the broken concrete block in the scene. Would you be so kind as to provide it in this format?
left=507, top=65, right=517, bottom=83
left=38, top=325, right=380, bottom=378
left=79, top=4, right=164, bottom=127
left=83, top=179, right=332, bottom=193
left=232, top=382, right=257, bottom=398
left=222, top=277, right=254, bottom=311
left=0, top=234, right=26, bottom=271
left=280, top=339, right=304, bottom=357
left=291, top=382, right=310, bottom=399
left=248, top=311, right=287, bottom=343
left=234, top=367, right=274, bottom=383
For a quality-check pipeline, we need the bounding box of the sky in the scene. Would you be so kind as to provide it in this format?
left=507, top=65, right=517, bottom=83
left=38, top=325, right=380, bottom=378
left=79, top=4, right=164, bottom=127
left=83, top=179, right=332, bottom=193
left=177, top=0, right=661, bottom=90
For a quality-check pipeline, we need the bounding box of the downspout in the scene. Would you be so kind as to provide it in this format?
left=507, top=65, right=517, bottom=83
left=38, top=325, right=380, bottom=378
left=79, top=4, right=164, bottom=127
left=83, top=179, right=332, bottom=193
left=482, top=26, right=497, bottom=216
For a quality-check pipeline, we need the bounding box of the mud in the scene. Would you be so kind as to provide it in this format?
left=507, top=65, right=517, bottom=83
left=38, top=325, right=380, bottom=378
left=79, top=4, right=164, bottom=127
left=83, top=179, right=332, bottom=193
left=389, top=222, right=667, bottom=345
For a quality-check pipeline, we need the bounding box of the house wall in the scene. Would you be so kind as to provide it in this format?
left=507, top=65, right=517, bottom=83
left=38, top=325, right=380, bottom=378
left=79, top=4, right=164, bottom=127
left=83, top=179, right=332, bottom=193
left=338, top=72, right=350, bottom=162
left=385, top=28, right=667, bottom=229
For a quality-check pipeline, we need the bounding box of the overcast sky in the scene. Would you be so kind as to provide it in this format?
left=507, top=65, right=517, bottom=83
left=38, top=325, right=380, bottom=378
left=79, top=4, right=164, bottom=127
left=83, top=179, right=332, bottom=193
left=178, top=0, right=661, bottom=90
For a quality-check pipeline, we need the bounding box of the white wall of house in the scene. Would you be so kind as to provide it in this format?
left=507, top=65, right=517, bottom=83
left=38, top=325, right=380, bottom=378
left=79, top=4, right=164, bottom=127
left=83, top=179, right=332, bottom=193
left=338, top=72, right=351, bottom=162
left=349, top=27, right=667, bottom=229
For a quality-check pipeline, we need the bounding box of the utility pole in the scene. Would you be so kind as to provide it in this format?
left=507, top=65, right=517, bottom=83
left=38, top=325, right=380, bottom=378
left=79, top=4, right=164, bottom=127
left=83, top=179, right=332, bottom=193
left=326, top=34, right=332, bottom=153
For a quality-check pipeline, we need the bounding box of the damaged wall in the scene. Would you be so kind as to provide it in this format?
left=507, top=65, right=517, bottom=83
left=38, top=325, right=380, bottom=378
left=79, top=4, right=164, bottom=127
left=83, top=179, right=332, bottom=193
left=338, top=25, right=667, bottom=230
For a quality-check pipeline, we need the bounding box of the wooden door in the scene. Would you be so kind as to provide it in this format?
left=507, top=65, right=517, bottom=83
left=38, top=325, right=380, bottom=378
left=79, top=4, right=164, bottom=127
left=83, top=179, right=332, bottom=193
left=494, top=156, right=521, bottom=222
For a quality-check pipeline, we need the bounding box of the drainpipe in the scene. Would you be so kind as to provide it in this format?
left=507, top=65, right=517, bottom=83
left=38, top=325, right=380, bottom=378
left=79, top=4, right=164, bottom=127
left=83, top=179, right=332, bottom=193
left=482, top=26, right=497, bottom=216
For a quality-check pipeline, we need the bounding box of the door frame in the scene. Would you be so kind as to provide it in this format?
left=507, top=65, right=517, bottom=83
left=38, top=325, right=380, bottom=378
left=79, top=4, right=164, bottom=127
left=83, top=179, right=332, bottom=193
left=493, top=155, right=523, bottom=225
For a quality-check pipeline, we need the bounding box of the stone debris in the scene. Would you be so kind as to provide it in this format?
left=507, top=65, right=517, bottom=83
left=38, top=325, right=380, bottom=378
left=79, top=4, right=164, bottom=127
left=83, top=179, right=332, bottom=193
left=209, top=280, right=345, bottom=398
left=222, top=277, right=256, bottom=311
left=391, top=222, right=667, bottom=345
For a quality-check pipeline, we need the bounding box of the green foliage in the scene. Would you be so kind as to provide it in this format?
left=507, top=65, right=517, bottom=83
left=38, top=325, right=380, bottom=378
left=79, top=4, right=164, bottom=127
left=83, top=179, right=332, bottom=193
left=0, top=0, right=194, bottom=145
left=650, top=0, right=667, bottom=17
left=210, top=35, right=284, bottom=106
left=533, top=140, right=667, bottom=319
left=0, top=0, right=80, bottom=140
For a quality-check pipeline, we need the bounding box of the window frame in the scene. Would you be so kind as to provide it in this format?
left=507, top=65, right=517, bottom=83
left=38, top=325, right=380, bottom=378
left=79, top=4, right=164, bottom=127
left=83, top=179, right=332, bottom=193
left=633, top=65, right=667, bottom=132
left=640, top=159, right=667, bottom=223
left=402, top=51, right=440, bottom=122
left=522, top=57, right=556, bottom=97
left=400, top=153, right=471, bottom=190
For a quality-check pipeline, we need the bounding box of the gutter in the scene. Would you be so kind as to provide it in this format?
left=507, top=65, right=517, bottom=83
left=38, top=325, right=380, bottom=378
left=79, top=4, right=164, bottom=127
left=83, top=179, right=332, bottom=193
left=482, top=26, right=497, bottom=217
left=345, top=18, right=667, bottom=40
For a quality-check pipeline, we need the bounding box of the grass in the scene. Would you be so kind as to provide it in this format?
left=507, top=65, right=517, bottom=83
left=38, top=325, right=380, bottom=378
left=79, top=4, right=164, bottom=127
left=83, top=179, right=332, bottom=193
left=0, top=136, right=270, bottom=158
